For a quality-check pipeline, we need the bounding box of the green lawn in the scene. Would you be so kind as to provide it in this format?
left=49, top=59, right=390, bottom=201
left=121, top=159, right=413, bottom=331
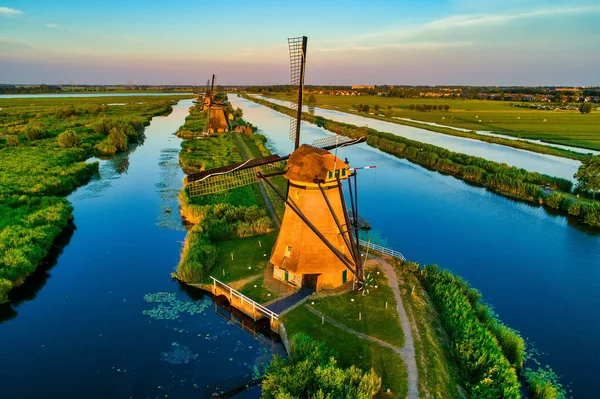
left=238, top=276, right=279, bottom=304
left=283, top=305, right=408, bottom=398
left=207, top=232, right=277, bottom=284
left=311, top=267, right=404, bottom=347
left=270, top=93, right=600, bottom=151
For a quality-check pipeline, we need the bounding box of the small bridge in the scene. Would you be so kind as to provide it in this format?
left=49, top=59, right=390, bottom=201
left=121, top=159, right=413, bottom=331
left=210, top=277, right=280, bottom=333
left=359, top=239, right=406, bottom=261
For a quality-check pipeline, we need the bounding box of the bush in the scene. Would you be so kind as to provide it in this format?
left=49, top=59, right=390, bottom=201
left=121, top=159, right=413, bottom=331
left=524, top=366, right=567, bottom=399
left=107, top=128, right=128, bottom=152
left=262, top=334, right=381, bottom=399
left=176, top=227, right=217, bottom=282
left=57, top=130, right=82, bottom=148
left=409, top=104, right=415, bottom=110
left=0, top=278, right=12, bottom=304
left=580, top=102, right=593, bottom=114
left=95, top=142, right=117, bottom=154
left=444, top=104, right=450, bottom=111
left=25, top=124, right=46, bottom=141
left=5, top=135, right=19, bottom=147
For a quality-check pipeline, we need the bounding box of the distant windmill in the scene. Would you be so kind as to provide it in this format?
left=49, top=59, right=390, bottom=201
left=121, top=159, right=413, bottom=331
left=202, top=74, right=230, bottom=133
left=185, top=36, right=369, bottom=291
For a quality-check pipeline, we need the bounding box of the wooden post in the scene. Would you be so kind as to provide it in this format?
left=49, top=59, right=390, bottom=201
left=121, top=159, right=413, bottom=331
left=322, top=315, right=324, bottom=325
left=229, top=286, right=233, bottom=303
left=385, top=301, right=388, bottom=309
left=213, top=278, right=216, bottom=295
left=359, top=312, right=362, bottom=321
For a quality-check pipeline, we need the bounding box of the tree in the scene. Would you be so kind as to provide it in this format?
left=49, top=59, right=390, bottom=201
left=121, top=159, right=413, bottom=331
left=307, top=93, right=317, bottom=104
left=373, top=104, right=380, bottom=111
left=361, top=105, right=370, bottom=113
left=444, top=104, right=450, bottom=111
left=580, top=102, right=593, bottom=114
left=574, top=155, right=600, bottom=199
left=409, top=104, right=415, bottom=110
left=57, top=130, right=82, bottom=148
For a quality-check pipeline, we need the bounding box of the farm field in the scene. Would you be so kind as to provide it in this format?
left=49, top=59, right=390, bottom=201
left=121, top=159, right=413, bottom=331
left=268, top=93, right=600, bottom=151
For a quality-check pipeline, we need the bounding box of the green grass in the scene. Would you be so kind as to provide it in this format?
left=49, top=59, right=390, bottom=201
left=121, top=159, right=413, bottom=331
left=206, top=232, right=277, bottom=283
left=176, top=104, right=208, bottom=137
left=283, top=305, right=408, bottom=398
left=270, top=93, right=600, bottom=152
left=238, top=276, right=279, bottom=304
left=180, top=133, right=244, bottom=173
left=311, top=267, right=405, bottom=348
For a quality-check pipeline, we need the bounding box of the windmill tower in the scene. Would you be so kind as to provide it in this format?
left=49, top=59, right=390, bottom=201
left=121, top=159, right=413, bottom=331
left=203, top=74, right=230, bottom=133
left=185, top=36, right=367, bottom=291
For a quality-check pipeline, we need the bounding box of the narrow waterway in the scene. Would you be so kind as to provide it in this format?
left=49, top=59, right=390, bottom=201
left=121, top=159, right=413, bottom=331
left=253, top=95, right=581, bottom=182
left=0, top=99, right=281, bottom=399
left=231, top=95, right=600, bottom=398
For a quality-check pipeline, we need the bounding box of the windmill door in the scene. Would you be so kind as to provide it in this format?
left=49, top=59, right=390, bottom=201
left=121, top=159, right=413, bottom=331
left=302, top=274, right=319, bottom=291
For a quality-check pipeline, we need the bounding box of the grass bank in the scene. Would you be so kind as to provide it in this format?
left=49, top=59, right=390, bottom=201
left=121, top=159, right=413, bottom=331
left=0, top=95, right=186, bottom=303
left=266, top=93, right=600, bottom=155
left=244, top=94, right=600, bottom=229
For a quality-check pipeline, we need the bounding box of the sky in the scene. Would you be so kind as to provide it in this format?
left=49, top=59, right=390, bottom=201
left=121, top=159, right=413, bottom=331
left=1, top=0, right=599, bottom=86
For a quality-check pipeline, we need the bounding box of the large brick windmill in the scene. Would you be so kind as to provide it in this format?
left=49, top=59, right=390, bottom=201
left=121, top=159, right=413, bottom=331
left=185, top=36, right=368, bottom=291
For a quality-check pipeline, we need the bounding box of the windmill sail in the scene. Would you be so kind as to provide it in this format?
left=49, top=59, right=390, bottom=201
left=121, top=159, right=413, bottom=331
left=311, top=135, right=354, bottom=149
left=186, top=155, right=286, bottom=197
left=288, top=36, right=307, bottom=149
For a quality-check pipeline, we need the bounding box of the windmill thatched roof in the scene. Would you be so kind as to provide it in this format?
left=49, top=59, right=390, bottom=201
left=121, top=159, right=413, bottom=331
left=285, top=144, right=349, bottom=184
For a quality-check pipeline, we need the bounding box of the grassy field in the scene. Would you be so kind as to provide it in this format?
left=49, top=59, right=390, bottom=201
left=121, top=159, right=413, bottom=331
left=270, top=93, right=600, bottom=151
left=209, top=232, right=277, bottom=284
left=0, top=95, right=187, bottom=303
left=283, top=305, right=408, bottom=398
left=311, top=266, right=404, bottom=347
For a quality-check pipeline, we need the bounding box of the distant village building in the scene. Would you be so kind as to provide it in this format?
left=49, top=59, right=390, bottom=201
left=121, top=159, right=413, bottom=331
left=351, top=85, right=375, bottom=90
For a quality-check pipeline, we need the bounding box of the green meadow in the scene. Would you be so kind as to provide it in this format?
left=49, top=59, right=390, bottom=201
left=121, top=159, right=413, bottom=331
left=270, top=93, right=600, bottom=151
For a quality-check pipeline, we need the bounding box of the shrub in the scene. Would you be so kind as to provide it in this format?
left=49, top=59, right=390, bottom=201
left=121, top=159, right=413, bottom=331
left=176, top=227, right=217, bottom=282
left=25, top=124, right=46, bottom=141
left=262, top=334, right=381, bottom=399
left=57, top=130, right=82, bottom=148
left=107, top=127, right=128, bottom=152
left=0, top=279, right=12, bottom=304
left=409, top=104, right=415, bottom=110
left=444, top=104, right=450, bottom=111
left=5, top=135, right=19, bottom=147
left=95, top=142, right=117, bottom=154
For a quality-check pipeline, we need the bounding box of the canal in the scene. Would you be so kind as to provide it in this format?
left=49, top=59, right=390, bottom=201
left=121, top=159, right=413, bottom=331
left=230, top=95, right=600, bottom=398
left=0, top=99, right=280, bottom=399
left=254, top=95, right=581, bottom=182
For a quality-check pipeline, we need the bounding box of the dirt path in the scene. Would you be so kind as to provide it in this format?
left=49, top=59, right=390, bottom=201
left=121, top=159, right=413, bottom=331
left=375, top=256, right=419, bottom=399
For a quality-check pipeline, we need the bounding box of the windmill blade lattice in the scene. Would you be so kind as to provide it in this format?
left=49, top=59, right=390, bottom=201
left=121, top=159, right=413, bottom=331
left=311, top=135, right=354, bottom=149
left=186, top=156, right=286, bottom=197
left=288, top=36, right=307, bottom=147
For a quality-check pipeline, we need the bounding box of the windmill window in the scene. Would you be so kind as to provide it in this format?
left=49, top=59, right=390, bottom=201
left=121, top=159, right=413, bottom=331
left=342, top=169, right=347, bottom=176
left=284, top=245, right=292, bottom=257
left=328, top=171, right=333, bottom=179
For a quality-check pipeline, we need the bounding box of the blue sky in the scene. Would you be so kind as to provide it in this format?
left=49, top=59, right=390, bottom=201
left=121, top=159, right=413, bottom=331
left=1, top=0, right=599, bottom=85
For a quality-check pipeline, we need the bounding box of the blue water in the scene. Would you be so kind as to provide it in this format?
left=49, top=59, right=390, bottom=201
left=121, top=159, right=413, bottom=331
left=231, top=95, right=600, bottom=398
left=0, top=99, right=281, bottom=399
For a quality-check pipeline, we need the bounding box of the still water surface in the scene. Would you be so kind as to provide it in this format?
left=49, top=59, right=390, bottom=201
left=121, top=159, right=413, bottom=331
left=254, top=95, right=581, bottom=182
left=0, top=99, right=280, bottom=399
left=231, top=95, right=600, bottom=399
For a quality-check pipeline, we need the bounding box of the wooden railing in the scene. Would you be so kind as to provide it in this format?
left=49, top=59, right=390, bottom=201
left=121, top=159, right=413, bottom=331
left=359, top=239, right=406, bottom=261
left=210, top=277, right=280, bottom=331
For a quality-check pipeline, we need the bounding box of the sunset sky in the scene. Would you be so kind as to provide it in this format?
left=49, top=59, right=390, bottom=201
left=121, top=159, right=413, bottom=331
left=1, top=0, right=599, bottom=85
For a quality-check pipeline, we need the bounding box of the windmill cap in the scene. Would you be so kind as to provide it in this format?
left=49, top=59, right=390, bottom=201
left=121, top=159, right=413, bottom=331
left=285, top=144, right=350, bottom=183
